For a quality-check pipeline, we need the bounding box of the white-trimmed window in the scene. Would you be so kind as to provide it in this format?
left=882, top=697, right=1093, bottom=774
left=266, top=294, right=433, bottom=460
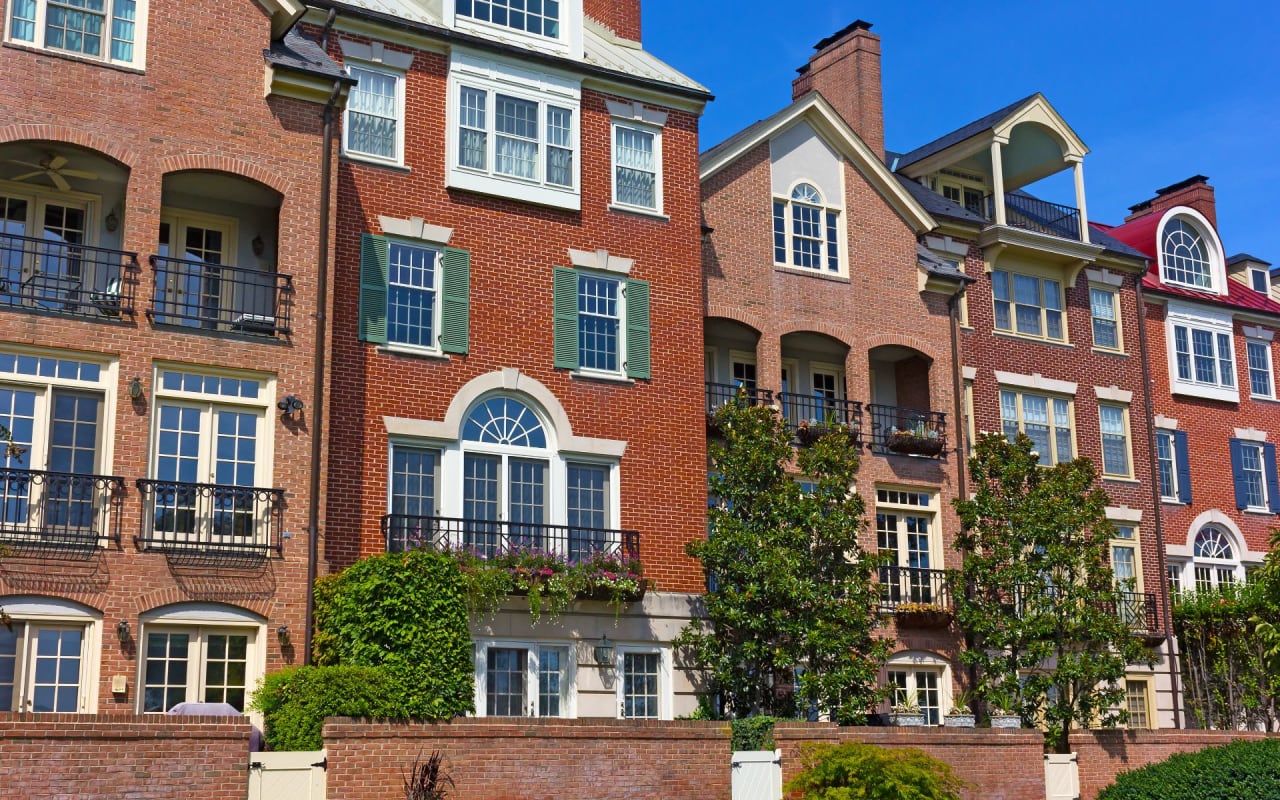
left=1251, top=268, right=1270, bottom=294
left=456, top=0, right=560, bottom=38
left=611, top=120, right=661, bottom=213
left=344, top=63, right=405, bottom=165
left=386, top=241, right=441, bottom=349
left=1124, top=678, right=1153, bottom=729
left=1166, top=302, right=1238, bottom=402
left=1191, top=526, right=1240, bottom=590
left=577, top=273, right=622, bottom=373
left=1090, top=286, right=1121, bottom=351
left=1161, top=217, right=1214, bottom=290
left=0, top=597, right=99, bottom=713
left=1247, top=340, right=1273, bottom=398
left=6, top=0, right=144, bottom=66
left=875, top=488, right=938, bottom=607
left=1235, top=441, right=1268, bottom=512
left=138, top=604, right=263, bottom=715
left=474, top=640, right=573, bottom=717
left=992, top=269, right=1064, bottom=341
left=448, top=53, right=581, bottom=209
left=1098, top=404, right=1132, bottom=478
left=1000, top=389, right=1073, bottom=465
left=887, top=665, right=942, bottom=726
left=1155, top=429, right=1188, bottom=503
left=617, top=646, right=671, bottom=719
left=773, top=183, right=842, bottom=275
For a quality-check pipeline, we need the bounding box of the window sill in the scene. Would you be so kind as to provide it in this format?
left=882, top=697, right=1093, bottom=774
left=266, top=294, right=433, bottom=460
left=772, top=265, right=850, bottom=283
left=1243, top=508, right=1275, bottom=517
left=447, top=169, right=580, bottom=212
left=342, top=154, right=412, bottom=174
left=1170, top=382, right=1239, bottom=404
left=3, top=40, right=145, bottom=73
left=608, top=204, right=668, bottom=221
left=377, top=344, right=450, bottom=362
left=1102, top=476, right=1141, bottom=485
left=570, top=370, right=634, bottom=386
left=1250, top=394, right=1280, bottom=404
left=1160, top=498, right=1186, bottom=506
left=991, top=330, right=1073, bottom=349
left=1092, top=347, right=1128, bottom=357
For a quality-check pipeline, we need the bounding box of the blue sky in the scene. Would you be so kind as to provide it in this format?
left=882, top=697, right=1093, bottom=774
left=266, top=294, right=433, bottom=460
left=643, top=1, right=1280, bottom=261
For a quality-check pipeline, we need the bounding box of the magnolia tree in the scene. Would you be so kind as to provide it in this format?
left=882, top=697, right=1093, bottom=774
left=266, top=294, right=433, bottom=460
left=677, top=398, right=889, bottom=723
left=954, top=432, right=1153, bottom=753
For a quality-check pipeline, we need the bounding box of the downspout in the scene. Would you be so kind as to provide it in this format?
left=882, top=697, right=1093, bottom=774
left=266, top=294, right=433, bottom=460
left=1133, top=267, right=1182, bottom=728
left=947, top=281, right=979, bottom=717
left=304, top=73, right=343, bottom=666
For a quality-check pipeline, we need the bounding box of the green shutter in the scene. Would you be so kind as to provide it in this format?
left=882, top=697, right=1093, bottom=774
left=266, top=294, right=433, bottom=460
left=625, top=278, right=651, bottom=380
left=358, top=234, right=389, bottom=344
left=553, top=267, right=579, bottom=370
left=439, top=247, right=470, bottom=354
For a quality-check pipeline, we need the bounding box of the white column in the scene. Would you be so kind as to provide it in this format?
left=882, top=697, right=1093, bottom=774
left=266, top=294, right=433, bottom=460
left=990, top=139, right=1006, bottom=226
left=1072, top=158, right=1089, bottom=241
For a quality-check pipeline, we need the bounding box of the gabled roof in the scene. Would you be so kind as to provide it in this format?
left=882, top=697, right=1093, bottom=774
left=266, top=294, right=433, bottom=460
left=896, top=94, right=1037, bottom=170
left=700, top=93, right=936, bottom=234
left=1229, top=253, right=1272, bottom=267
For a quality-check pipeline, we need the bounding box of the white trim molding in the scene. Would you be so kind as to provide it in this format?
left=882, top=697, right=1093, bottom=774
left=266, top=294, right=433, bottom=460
left=1234, top=427, right=1268, bottom=442
left=1168, top=510, right=1267, bottom=565
left=1094, top=385, right=1134, bottom=403
left=1243, top=325, right=1275, bottom=342
left=1153, top=414, right=1179, bottom=430
left=961, top=366, right=978, bottom=382
left=606, top=100, right=668, bottom=127
left=993, top=370, right=1078, bottom=395
left=568, top=248, right=633, bottom=275
left=1105, top=505, right=1143, bottom=523
left=378, top=216, right=453, bottom=244
left=924, top=235, right=970, bottom=257
left=339, top=38, right=415, bottom=70
left=1085, top=268, right=1125, bottom=287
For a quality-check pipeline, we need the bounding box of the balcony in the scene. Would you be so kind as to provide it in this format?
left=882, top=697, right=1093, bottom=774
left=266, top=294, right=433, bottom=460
left=867, top=405, right=947, bottom=458
left=984, top=194, right=1082, bottom=242
left=877, top=566, right=953, bottom=612
left=148, top=256, right=293, bottom=336
left=1108, top=590, right=1161, bottom=638
left=0, top=468, right=124, bottom=550
left=382, top=514, right=641, bottom=563
left=135, top=479, right=284, bottom=558
left=705, top=382, right=773, bottom=436
left=0, top=233, right=138, bottom=318
left=778, top=393, right=861, bottom=445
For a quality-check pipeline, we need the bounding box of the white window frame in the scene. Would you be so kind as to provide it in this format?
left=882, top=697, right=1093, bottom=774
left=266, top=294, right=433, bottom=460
left=772, top=181, right=845, bottom=277
left=1165, top=302, right=1239, bottom=403
left=874, top=488, right=940, bottom=607
left=149, top=366, right=274, bottom=486
left=884, top=650, right=953, bottom=726
left=1158, top=210, right=1225, bottom=294
left=473, top=638, right=576, bottom=718
left=342, top=61, right=407, bottom=167
left=0, top=597, right=101, bottom=713
left=1246, top=339, right=1274, bottom=399
left=615, top=645, right=672, bottom=720
left=1187, top=525, right=1243, bottom=590
left=1239, top=441, right=1269, bottom=512
left=1155, top=429, right=1179, bottom=503
left=575, top=271, right=626, bottom=379
left=384, top=239, right=444, bottom=352
left=610, top=118, right=663, bottom=215
left=1251, top=268, right=1270, bottom=294
left=446, top=51, right=582, bottom=211
left=992, top=268, right=1066, bottom=342
left=1089, top=285, right=1122, bottom=352
left=444, top=0, right=583, bottom=58
left=5, top=0, right=148, bottom=68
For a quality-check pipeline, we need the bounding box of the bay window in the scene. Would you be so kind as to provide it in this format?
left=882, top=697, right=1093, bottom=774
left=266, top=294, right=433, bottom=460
left=1166, top=303, right=1238, bottom=402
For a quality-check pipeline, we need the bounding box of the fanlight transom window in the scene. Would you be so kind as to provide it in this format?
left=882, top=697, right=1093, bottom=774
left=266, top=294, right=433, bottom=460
left=791, top=183, right=822, bottom=205
left=462, top=397, right=547, bottom=448
left=1194, top=526, right=1233, bottom=560
left=1162, top=218, right=1213, bottom=289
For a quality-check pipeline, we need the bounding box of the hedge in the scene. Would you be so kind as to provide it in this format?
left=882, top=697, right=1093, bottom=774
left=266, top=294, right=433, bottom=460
left=251, top=665, right=401, bottom=751
left=1097, top=738, right=1280, bottom=800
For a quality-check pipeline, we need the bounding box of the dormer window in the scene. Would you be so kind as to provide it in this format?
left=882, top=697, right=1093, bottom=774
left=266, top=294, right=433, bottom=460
left=447, top=0, right=581, bottom=56
left=457, top=0, right=560, bottom=38
left=1251, top=269, right=1269, bottom=294
left=1162, top=219, right=1212, bottom=289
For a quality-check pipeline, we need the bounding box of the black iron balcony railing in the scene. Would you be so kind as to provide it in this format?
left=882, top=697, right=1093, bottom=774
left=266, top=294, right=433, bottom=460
left=1108, top=590, right=1161, bottom=636
left=0, top=232, right=138, bottom=318
left=0, top=468, right=124, bottom=549
left=148, top=255, right=293, bottom=336
left=983, top=194, right=1082, bottom=241
left=135, top=479, right=284, bottom=557
left=382, top=514, right=641, bottom=563
left=984, top=584, right=1161, bottom=636
left=877, top=565, right=952, bottom=611
left=777, top=393, right=862, bottom=444
left=705, top=382, right=773, bottom=415
left=867, top=404, right=947, bottom=457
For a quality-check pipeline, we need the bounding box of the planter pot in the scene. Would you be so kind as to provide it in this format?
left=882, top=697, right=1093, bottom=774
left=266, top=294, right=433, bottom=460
left=943, top=713, right=975, bottom=728
left=989, top=714, right=1022, bottom=729
left=582, top=580, right=647, bottom=604
left=891, top=712, right=926, bottom=727
left=894, top=608, right=953, bottom=629
left=886, top=431, right=945, bottom=457
left=795, top=424, right=856, bottom=447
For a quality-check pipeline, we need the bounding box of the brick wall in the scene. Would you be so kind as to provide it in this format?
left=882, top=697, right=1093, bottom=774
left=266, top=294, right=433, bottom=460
left=323, top=718, right=733, bottom=800
left=0, top=713, right=251, bottom=799
left=1072, top=729, right=1275, bottom=800
left=772, top=722, right=1046, bottom=800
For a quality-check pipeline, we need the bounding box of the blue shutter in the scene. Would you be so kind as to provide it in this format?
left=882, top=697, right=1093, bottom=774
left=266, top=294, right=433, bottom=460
left=1229, top=438, right=1248, bottom=510
left=1266, top=443, right=1280, bottom=514
left=1173, top=430, right=1193, bottom=505
left=358, top=234, right=389, bottom=344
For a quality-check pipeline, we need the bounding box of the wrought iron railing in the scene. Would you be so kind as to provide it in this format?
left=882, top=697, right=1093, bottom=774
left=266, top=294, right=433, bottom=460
left=1108, top=590, right=1160, bottom=635
left=382, top=514, right=641, bottom=563
left=777, top=393, right=861, bottom=444
left=135, top=479, right=284, bottom=557
left=867, top=404, right=947, bottom=457
left=983, top=584, right=1160, bottom=636
left=0, top=232, right=138, bottom=317
left=877, top=565, right=952, bottom=611
left=148, top=255, right=292, bottom=336
left=984, top=194, right=1082, bottom=241
left=705, top=382, right=773, bottom=414
left=0, top=468, right=124, bottom=548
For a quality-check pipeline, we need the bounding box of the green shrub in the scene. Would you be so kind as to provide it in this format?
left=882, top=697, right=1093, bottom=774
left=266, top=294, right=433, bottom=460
left=731, top=716, right=779, bottom=751
left=1097, top=738, right=1280, bottom=800
left=785, top=741, right=967, bottom=800
left=313, top=549, right=474, bottom=719
left=250, top=665, right=401, bottom=751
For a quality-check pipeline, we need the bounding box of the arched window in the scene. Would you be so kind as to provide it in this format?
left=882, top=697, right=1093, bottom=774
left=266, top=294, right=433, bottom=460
left=463, top=397, right=547, bottom=447
left=773, top=182, right=841, bottom=274
left=461, top=396, right=552, bottom=554
left=1161, top=218, right=1213, bottom=289
left=1191, top=525, right=1239, bottom=591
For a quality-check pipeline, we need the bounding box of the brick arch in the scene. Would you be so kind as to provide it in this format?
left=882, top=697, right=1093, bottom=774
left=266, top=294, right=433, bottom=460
left=0, top=586, right=105, bottom=614
left=0, top=124, right=137, bottom=169
left=705, top=305, right=767, bottom=337
left=863, top=332, right=940, bottom=363
left=155, top=154, right=292, bottom=198
left=128, top=587, right=274, bottom=620
left=777, top=320, right=854, bottom=350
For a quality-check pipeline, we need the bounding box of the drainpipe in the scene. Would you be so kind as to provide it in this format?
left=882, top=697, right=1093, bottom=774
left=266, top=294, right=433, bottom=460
left=947, top=281, right=979, bottom=716
left=304, top=74, right=343, bottom=666
left=1133, top=267, right=1182, bottom=728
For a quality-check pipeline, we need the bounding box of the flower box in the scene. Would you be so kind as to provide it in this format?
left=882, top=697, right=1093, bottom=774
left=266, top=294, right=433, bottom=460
left=943, top=713, right=976, bottom=728
left=893, top=604, right=953, bottom=629
left=891, top=711, right=927, bottom=727
left=885, top=430, right=945, bottom=457
left=795, top=423, right=856, bottom=447
left=989, top=713, right=1022, bottom=729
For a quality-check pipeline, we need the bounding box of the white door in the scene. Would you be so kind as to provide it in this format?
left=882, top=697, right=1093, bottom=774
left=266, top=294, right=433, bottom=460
left=248, top=750, right=326, bottom=800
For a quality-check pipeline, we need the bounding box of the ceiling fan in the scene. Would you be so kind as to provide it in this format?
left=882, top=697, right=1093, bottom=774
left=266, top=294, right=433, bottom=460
left=8, top=154, right=99, bottom=191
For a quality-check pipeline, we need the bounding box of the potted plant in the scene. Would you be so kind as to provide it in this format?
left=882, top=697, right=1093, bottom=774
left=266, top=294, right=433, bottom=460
left=943, top=691, right=975, bottom=728
left=795, top=413, right=857, bottom=447
left=893, top=601, right=953, bottom=629
left=988, top=697, right=1022, bottom=729
left=890, top=691, right=926, bottom=727
left=884, top=420, right=945, bottom=457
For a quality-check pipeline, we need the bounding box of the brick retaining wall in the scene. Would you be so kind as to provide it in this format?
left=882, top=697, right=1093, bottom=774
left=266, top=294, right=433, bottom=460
left=1071, top=729, right=1274, bottom=799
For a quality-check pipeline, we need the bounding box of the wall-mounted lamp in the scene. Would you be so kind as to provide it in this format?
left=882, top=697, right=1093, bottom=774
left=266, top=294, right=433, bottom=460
left=127, top=376, right=143, bottom=400
left=277, top=395, right=304, bottom=418
left=116, top=619, right=131, bottom=643
left=592, top=634, right=615, bottom=667
left=276, top=624, right=291, bottom=647
left=104, top=209, right=120, bottom=233
left=252, top=234, right=265, bottom=257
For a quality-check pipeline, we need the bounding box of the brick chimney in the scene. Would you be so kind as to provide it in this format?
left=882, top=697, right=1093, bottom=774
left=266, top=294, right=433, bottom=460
left=583, top=0, right=641, bottom=41
left=791, top=20, right=884, bottom=159
left=1123, top=175, right=1217, bottom=228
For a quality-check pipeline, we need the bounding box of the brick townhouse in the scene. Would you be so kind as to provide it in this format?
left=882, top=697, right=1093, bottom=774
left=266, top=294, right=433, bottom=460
left=701, top=22, right=970, bottom=725
left=0, top=0, right=340, bottom=716
left=308, top=0, right=712, bottom=718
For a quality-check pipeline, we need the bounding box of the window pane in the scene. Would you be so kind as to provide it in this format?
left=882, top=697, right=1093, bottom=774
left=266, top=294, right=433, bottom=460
left=546, top=106, right=573, bottom=187
left=622, top=652, right=660, bottom=719
left=615, top=125, right=655, bottom=208
left=387, top=243, right=438, bottom=347
left=203, top=634, right=249, bottom=711
left=772, top=202, right=786, bottom=263
left=567, top=463, right=608, bottom=560
left=1099, top=405, right=1128, bottom=476
left=486, top=647, right=527, bottom=716
left=0, top=624, right=20, bottom=711
left=1090, top=288, right=1118, bottom=349
left=389, top=446, right=438, bottom=549
left=537, top=647, right=564, bottom=717
left=458, top=87, right=488, bottom=170
left=1248, top=341, right=1273, bottom=397
left=495, top=95, right=538, bottom=179
left=1156, top=432, right=1176, bottom=499
left=143, top=632, right=190, bottom=713
left=790, top=203, right=823, bottom=270
left=31, top=628, right=82, bottom=712
left=578, top=275, right=620, bottom=372
left=1241, top=444, right=1265, bottom=509
left=347, top=67, right=399, bottom=160
left=1217, top=333, right=1235, bottom=387
left=1191, top=329, right=1216, bottom=384
left=1174, top=326, right=1192, bottom=381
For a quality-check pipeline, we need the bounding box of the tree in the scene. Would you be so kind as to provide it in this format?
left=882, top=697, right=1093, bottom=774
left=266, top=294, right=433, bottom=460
left=677, top=398, right=890, bottom=723
left=953, top=432, right=1153, bottom=753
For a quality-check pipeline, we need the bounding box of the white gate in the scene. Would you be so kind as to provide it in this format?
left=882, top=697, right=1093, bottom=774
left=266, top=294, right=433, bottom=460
left=248, top=750, right=327, bottom=800
left=1044, top=752, right=1080, bottom=800
left=731, top=749, right=782, bottom=800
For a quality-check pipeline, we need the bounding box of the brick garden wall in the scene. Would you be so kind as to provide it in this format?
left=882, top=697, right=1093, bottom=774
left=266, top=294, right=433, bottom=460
left=0, top=713, right=251, bottom=799
left=1071, top=729, right=1274, bottom=800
